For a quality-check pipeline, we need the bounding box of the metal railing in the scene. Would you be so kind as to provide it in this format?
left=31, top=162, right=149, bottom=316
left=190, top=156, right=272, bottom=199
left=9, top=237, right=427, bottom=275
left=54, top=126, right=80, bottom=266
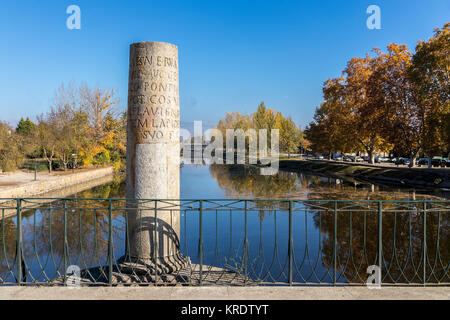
left=0, top=198, right=449, bottom=286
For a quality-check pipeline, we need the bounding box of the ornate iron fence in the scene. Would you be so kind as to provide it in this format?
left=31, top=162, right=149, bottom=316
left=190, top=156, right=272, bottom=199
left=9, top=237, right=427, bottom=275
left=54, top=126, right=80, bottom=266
left=0, top=198, right=449, bottom=286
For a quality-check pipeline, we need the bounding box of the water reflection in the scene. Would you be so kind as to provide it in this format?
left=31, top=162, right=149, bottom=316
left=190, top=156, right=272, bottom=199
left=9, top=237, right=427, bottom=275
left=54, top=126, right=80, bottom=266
left=207, top=164, right=449, bottom=283
left=0, top=165, right=448, bottom=284
left=209, top=164, right=446, bottom=201
left=0, top=199, right=127, bottom=282
left=307, top=201, right=449, bottom=283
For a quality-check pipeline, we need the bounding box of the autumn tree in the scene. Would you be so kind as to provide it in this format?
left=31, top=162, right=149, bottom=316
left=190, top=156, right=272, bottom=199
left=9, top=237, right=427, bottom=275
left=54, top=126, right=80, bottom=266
left=305, top=78, right=357, bottom=158
left=252, top=102, right=278, bottom=142
left=344, top=54, right=393, bottom=163
left=36, top=116, right=57, bottom=173
left=0, top=122, right=24, bottom=172
left=305, top=24, right=449, bottom=165
left=216, top=102, right=303, bottom=157
left=32, top=82, right=124, bottom=172
left=410, top=22, right=450, bottom=160
left=78, top=84, right=121, bottom=167
left=217, top=111, right=253, bottom=133
left=304, top=106, right=334, bottom=156
left=216, top=111, right=254, bottom=152
left=367, top=44, right=420, bottom=166
left=277, top=115, right=301, bottom=156
left=48, top=89, right=78, bottom=171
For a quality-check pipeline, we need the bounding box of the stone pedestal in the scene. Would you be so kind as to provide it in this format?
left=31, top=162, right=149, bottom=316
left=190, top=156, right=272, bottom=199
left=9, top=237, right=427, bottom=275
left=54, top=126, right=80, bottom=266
left=123, top=41, right=187, bottom=275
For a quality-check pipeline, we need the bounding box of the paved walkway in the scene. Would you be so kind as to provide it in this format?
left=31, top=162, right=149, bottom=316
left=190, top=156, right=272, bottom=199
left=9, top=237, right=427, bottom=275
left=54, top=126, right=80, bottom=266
left=1, top=286, right=448, bottom=300
left=0, top=167, right=108, bottom=189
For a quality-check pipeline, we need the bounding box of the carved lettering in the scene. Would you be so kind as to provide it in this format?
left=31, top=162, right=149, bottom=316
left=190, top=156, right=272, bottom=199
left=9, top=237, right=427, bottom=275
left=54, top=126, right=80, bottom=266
left=129, top=48, right=179, bottom=144
left=133, top=55, right=178, bottom=69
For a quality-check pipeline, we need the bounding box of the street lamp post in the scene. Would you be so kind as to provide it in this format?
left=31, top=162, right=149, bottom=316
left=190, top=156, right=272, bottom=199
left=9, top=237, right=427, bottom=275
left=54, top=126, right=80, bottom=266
left=34, top=157, right=37, bottom=181
left=72, top=153, right=76, bottom=174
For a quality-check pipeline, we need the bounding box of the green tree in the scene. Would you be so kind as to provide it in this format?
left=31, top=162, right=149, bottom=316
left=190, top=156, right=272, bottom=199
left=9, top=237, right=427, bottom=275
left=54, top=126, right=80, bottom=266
left=16, top=117, right=36, bottom=136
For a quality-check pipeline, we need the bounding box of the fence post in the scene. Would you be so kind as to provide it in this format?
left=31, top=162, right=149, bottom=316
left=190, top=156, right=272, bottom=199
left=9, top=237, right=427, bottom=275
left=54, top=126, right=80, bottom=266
left=63, top=199, right=67, bottom=285
left=16, top=198, right=22, bottom=285
left=153, top=200, right=158, bottom=285
left=244, top=200, right=248, bottom=285
left=108, top=199, right=113, bottom=285
left=423, top=200, right=427, bottom=286
left=288, top=200, right=293, bottom=285
left=199, top=200, right=203, bottom=286
left=333, top=200, right=337, bottom=285
left=378, top=201, right=383, bottom=280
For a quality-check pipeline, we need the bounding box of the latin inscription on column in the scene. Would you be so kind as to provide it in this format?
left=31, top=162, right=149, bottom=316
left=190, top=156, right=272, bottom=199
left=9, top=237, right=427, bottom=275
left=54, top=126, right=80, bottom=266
left=128, top=45, right=180, bottom=144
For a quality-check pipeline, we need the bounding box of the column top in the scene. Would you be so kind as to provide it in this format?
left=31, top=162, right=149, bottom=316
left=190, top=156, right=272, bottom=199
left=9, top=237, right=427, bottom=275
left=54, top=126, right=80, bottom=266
left=130, top=41, right=178, bottom=49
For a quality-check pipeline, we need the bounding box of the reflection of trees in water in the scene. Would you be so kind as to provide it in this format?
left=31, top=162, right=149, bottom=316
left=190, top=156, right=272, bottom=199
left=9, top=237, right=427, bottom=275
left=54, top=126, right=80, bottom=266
left=74, top=175, right=125, bottom=199
left=299, top=173, right=437, bottom=202
left=0, top=178, right=125, bottom=282
left=0, top=218, right=16, bottom=277
left=0, top=199, right=126, bottom=282
left=210, top=164, right=298, bottom=198
left=209, top=164, right=298, bottom=220
left=209, top=164, right=438, bottom=202
left=306, top=201, right=449, bottom=283
left=208, top=163, right=448, bottom=283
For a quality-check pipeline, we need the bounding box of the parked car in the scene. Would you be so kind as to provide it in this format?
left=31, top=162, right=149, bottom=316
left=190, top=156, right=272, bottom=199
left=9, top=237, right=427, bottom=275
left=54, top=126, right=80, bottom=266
left=355, top=157, right=364, bottom=162
left=431, top=157, right=448, bottom=168
left=416, top=158, right=429, bottom=167
left=343, top=155, right=354, bottom=162
left=378, top=157, right=389, bottom=163
left=315, top=154, right=324, bottom=160
left=395, top=158, right=410, bottom=165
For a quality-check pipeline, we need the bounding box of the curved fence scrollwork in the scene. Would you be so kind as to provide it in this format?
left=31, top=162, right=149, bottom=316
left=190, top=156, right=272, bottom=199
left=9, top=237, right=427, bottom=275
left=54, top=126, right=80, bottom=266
left=0, top=198, right=448, bottom=286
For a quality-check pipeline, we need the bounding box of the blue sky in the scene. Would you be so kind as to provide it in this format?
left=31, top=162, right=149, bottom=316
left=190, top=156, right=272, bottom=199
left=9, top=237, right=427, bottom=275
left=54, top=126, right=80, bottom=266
left=0, top=0, right=448, bottom=129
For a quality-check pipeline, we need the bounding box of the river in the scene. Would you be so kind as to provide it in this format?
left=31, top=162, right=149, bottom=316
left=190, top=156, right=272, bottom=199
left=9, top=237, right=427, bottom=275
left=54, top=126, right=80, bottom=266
left=0, top=164, right=448, bottom=284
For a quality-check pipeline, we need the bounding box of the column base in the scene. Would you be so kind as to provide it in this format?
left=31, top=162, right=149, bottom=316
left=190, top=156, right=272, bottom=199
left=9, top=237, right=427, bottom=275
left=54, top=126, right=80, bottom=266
left=116, top=252, right=190, bottom=275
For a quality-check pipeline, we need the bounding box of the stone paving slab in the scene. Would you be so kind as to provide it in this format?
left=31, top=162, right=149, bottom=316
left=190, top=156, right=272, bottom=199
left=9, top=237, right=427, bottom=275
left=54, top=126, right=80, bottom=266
left=0, top=286, right=448, bottom=300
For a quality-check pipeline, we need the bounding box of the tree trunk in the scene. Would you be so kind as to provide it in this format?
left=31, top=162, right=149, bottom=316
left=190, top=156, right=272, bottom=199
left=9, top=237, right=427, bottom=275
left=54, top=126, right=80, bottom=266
left=62, top=154, right=67, bottom=171
left=409, top=154, right=416, bottom=168
left=47, top=159, right=52, bottom=173
left=43, top=148, right=54, bottom=174
left=368, top=149, right=374, bottom=164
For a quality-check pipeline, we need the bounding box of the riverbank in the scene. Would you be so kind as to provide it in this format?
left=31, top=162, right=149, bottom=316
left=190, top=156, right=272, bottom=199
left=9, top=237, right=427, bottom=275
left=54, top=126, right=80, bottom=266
left=0, top=166, right=114, bottom=199
left=277, top=159, right=450, bottom=189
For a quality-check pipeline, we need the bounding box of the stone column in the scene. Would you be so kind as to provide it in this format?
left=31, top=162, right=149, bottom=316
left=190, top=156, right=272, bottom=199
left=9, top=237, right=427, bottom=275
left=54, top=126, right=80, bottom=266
left=123, top=41, right=187, bottom=275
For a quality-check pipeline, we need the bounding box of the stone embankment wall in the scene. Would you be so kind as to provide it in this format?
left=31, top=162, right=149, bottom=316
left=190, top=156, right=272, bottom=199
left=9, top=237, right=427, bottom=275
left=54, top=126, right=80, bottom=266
left=0, top=167, right=114, bottom=199
left=277, top=160, right=450, bottom=189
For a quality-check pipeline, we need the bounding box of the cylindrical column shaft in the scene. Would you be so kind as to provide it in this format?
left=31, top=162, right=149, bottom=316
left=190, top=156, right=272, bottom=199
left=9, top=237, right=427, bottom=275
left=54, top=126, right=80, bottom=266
left=124, top=41, right=186, bottom=274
